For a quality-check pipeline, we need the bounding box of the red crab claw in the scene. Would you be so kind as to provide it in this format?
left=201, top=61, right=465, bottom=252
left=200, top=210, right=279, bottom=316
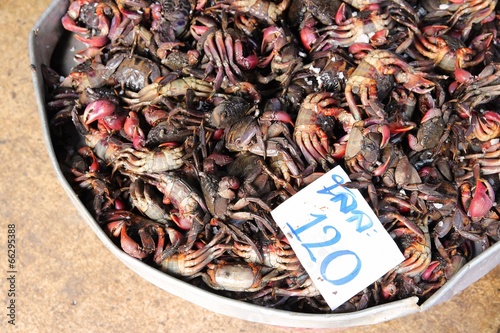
left=468, top=179, right=495, bottom=218
left=212, top=128, right=225, bottom=141
left=460, top=182, right=472, bottom=212
left=372, top=156, right=392, bottom=176
left=470, top=33, right=493, bottom=52
left=379, top=124, right=391, bottom=148
left=190, top=24, right=211, bottom=40
left=260, top=111, right=294, bottom=126
left=335, top=2, right=347, bottom=25
left=151, top=3, right=161, bottom=20
left=407, top=134, right=419, bottom=151
left=157, top=42, right=185, bottom=59
left=260, top=26, right=285, bottom=54
left=348, top=43, right=373, bottom=60
left=170, top=210, right=193, bottom=231
left=421, top=25, right=449, bottom=36
left=482, top=10, right=496, bottom=23
left=84, top=99, right=127, bottom=132
left=363, top=3, right=382, bottom=11
left=158, top=142, right=180, bottom=149
left=421, top=260, right=441, bottom=281
left=258, top=26, right=286, bottom=67
left=419, top=166, right=439, bottom=181
left=481, top=139, right=500, bottom=153
left=484, top=111, right=500, bottom=123
left=196, top=0, right=208, bottom=10
left=300, top=17, right=318, bottom=52
left=84, top=100, right=117, bottom=124
left=205, top=152, right=234, bottom=167
left=142, top=105, right=169, bottom=126
left=119, top=224, right=149, bottom=259
left=380, top=270, right=397, bottom=300
left=469, top=111, right=500, bottom=141
left=124, top=111, right=145, bottom=150
left=78, top=146, right=100, bottom=172
left=363, top=118, right=391, bottom=148
left=234, top=40, right=258, bottom=70
left=400, top=73, right=435, bottom=94
left=61, top=14, right=89, bottom=34
left=102, top=111, right=127, bottom=132
left=187, top=49, right=200, bottom=65
left=75, top=47, right=105, bottom=62
left=331, top=135, right=347, bottom=159
left=106, top=220, right=124, bottom=237
left=388, top=120, right=416, bottom=133
left=421, top=107, right=442, bottom=123
left=382, top=212, right=424, bottom=238
left=95, top=4, right=112, bottom=36
left=114, top=198, right=127, bottom=210
left=370, top=30, right=388, bottom=46
left=448, top=80, right=459, bottom=95
left=74, top=34, right=109, bottom=48
left=453, top=67, right=473, bottom=85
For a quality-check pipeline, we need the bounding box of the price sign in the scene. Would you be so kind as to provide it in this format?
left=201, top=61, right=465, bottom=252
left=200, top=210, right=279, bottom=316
left=271, top=166, right=405, bottom=310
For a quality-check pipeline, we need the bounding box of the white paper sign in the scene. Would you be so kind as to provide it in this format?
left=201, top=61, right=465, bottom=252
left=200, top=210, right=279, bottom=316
left=271, top=166, right=405, bottom=310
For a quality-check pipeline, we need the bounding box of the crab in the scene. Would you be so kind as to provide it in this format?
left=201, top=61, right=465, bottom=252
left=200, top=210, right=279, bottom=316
left=293, top=92, right=356, bottom=170
left=344, top=118, right=391, bottom=177
left=345, top=50, right=435, bottom=120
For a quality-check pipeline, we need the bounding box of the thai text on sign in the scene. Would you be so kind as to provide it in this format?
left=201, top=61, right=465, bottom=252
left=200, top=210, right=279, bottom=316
left=271, top=166, right=405, bottom=310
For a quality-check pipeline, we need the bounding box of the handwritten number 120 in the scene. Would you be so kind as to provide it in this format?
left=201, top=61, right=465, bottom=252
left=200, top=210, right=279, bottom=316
left=287, top=214, right=361, bottom=285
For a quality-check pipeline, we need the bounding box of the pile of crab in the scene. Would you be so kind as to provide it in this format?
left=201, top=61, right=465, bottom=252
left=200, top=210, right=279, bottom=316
left=45, top=0, right=500, bottom=313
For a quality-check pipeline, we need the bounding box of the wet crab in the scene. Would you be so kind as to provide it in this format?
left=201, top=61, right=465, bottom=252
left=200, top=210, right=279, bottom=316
left=344, top=50, right=435, bottom=120
left=411, top=25, right=493, bottom=75
left=344, top=118, right=391, bottom=177
left=293, top=92, right=356, bottom=170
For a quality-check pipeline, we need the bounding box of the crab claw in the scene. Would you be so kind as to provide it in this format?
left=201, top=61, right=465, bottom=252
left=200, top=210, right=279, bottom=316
left=484, top=111, right=500, bottom=122
left=114, top=198, right=127, bottom=210
left=300, top=18, right=318, bottom=52
left=380, top=270, right=397, bottom=300
left=106, top=221, right=124, bottom=237
left=468, top=179, right=495, bottom=218
left=84, top=100, right=117, bottom=124
left=61, top=14, right=89, bottom=34
left=120, top=224, right=149, bottom=259
left=335, top=2, right=347, bottom=25
left=190, top=24, right=211, bottom=40
left=421, top=107, right=442, bottom=123
left=124, top=111, right=145, bottom=150
left=399, top=72, right=435, bottom=94
left=470, top=33, right=493, bottom=52
left=260, top=111, right=294, bottom=126
left=471, top=111, right=500, bottom=141
left=171, top=211, right=193, bottom=231
left=454, top=67, right=473, bottom=84
left=421, top=25, right=449, bottom=36
left=407, top=134, right=419, bottom=151
left=74, top=34, right=109, bottom=48
left=348, top=43, right=373, bottom=60
left=234, top=40, right=258, bottom=70
left=84, top=99, right=127, bottom=132
left=258, top=26, right=290, bottom=66
left=370, top=29, right=388, bottom=46
left=78, top=146, right=100, bottom=172
left=421, top=260, right=441, bottom=281
left=388, top=120, right=416, bottom=133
